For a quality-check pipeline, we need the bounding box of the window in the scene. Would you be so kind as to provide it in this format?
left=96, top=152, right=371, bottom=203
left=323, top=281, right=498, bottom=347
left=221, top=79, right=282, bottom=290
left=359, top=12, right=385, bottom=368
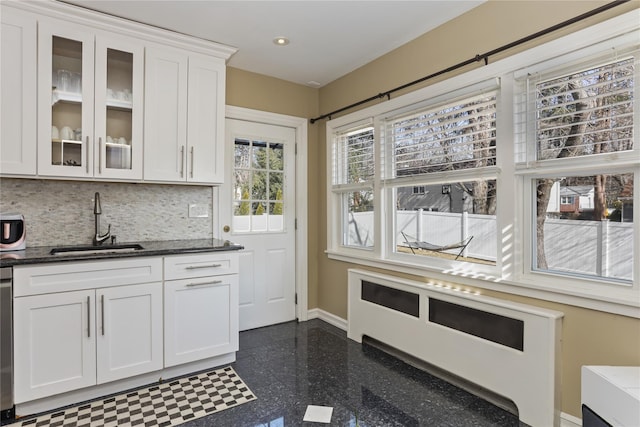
left=535, top=174, right=634, bottom=282
left=560, top=195, right=575, bottom=205
left=326, top=11, right=639, bottom=314
left=522, top=53, right=636, bottom=283
left=385, top=91, right=498, bottom=264
left=332, top=124, right=375, bottom=248
left=534, top=58, right=634, bottom=161
left=412, top=186, right=426, bottom=195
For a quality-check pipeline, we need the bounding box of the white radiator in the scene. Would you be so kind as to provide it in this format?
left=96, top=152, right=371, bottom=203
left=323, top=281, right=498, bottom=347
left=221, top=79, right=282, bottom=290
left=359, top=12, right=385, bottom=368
left=347, top=269, right=563, bottom=427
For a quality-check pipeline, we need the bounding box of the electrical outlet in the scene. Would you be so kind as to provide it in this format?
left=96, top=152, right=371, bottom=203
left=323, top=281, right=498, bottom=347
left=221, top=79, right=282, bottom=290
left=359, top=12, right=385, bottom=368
left=188, top=204, right=208, bottom=218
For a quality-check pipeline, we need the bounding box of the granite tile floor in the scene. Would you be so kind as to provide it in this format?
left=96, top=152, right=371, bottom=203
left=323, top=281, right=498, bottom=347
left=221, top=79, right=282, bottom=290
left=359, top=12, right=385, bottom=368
left=184, top=319, right=528, bottom=427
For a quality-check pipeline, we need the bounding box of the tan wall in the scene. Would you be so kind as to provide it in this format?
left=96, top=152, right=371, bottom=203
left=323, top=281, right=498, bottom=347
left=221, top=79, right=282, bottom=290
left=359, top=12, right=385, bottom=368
left=314, top=0, right=640, bottom=420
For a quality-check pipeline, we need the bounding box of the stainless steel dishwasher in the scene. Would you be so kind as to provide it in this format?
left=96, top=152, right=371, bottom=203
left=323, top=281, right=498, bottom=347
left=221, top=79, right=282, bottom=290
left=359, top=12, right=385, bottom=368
left=0, top=266, right=13, bottom=421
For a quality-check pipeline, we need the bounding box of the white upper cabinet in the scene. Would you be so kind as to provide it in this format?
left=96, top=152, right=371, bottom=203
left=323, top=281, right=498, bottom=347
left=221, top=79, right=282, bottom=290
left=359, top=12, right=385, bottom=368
left=37, top=18, right=144, bottom=180
left=187, top=55, right=226, bottom=184
left=144, top=47, right=226, bottom=184
left=143, top=46, right=188, bottom=182
left=0, top=7, right=37, bottom=176
left=2, top=0, right=235, bottom=184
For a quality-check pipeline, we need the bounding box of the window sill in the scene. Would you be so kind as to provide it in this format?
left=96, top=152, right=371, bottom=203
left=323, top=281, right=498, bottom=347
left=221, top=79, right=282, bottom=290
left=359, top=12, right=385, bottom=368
left=326, top=249, right=640, bottom=318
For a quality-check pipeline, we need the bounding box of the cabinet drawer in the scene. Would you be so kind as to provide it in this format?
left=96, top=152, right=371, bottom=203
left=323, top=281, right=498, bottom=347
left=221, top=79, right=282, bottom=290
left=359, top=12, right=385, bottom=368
left=164, top=274, right=238, bottom=367
left=14, top=257, right=162, bottom=297
left=164, top=252, right=238, bottom=280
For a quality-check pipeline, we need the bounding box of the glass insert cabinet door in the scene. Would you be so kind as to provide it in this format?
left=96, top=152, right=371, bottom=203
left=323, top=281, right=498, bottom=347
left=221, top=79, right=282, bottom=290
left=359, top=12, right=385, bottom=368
left=37, top=20, right=143, bottom=179
left=94, top=36, right=143, bottom=180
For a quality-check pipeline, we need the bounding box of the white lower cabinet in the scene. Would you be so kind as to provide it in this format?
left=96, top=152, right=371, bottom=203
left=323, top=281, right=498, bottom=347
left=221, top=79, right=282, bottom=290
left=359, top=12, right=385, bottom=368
left=13, top=252, right=239, bottom=407
left=13, top=258, right=163, bottom=404
left=164, top=274, right=239, bottom=367
left=163, top=253, right=239, bottom=367
left=14, top=290, right=96, bottom=402
left=96, top=283, right=163, bottom=384
left=14, top=283, right=163, bottom=403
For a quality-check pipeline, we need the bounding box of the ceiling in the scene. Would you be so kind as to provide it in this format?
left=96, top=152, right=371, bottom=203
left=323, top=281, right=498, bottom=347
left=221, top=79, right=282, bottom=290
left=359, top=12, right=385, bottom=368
left=63, top=1, right=485, bottom=87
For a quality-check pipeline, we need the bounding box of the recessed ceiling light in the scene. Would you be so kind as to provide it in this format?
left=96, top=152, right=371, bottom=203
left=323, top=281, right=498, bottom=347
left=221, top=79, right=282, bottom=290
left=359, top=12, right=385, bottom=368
left=273, top=37, right=290, bottom=46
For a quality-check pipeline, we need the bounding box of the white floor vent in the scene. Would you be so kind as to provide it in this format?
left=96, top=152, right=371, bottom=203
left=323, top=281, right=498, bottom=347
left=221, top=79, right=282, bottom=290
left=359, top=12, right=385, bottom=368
left=347, top=269, right=564, bottom=427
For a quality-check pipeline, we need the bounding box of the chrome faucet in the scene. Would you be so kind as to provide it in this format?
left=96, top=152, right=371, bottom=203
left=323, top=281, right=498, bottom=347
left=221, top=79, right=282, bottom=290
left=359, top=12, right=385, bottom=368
left=93, top=192, right=111, bottom=246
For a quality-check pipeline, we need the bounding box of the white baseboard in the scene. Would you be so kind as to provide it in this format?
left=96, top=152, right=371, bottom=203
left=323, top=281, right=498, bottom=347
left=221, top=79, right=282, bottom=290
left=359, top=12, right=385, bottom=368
left=307, top=308, right=347, bottom=331
left=561, top=412, right=582, bottom=427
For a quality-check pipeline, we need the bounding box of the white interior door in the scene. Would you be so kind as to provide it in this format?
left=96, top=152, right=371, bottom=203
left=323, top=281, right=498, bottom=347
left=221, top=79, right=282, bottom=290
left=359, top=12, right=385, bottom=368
left=221, top=118, right=296, bottom=331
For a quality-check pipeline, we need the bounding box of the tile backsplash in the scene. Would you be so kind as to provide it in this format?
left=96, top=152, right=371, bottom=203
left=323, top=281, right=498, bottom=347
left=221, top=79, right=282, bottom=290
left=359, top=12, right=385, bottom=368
left=0, top=178, right=214, bottom=247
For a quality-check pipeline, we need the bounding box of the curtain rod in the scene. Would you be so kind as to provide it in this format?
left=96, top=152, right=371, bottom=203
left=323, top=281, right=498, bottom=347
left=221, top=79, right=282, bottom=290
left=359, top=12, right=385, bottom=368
left=309, top=0, right=630, bottom=124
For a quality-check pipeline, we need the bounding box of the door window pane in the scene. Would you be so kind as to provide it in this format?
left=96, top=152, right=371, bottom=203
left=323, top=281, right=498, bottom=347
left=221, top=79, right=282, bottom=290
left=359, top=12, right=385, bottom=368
left=233, top=139, right=287, bottom=232
left=235, top=139, right=251, bottom=168
left=268, top=143, right=284, bottom=170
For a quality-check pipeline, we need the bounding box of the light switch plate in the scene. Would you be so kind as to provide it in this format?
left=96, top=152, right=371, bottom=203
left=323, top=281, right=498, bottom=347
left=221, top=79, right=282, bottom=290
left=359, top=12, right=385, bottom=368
left=188, top=204, right=209, bottom=218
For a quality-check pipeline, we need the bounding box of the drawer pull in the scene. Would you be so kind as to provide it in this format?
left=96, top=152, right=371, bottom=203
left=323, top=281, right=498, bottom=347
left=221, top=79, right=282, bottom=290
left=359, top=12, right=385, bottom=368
left=185, top=264, right=222, bottom=270
left=180, top=145, right=185, bottom=178
left=190, top=146, right=194, bottom=178
left=186, top=280, right=223, bottom=287
left=85, top=137, right=90, bottom=174
left=101, top=294, right=105, bottom=336
left=87, top=296, right=91, bottom=338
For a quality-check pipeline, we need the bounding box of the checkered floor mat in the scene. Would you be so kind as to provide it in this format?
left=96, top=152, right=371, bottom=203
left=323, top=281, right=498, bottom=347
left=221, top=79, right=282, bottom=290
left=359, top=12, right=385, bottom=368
left=9, top=366, right=256, bottom=427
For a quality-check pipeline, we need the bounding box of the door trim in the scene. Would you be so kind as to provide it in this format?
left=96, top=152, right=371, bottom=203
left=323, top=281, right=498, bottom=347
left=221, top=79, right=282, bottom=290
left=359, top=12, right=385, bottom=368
left=222, top=106, right=308, bottom=322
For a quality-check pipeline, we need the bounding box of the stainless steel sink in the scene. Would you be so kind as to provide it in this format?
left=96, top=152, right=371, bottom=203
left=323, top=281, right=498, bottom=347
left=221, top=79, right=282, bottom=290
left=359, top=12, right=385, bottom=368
left=50, top=243, right=144, bottom=256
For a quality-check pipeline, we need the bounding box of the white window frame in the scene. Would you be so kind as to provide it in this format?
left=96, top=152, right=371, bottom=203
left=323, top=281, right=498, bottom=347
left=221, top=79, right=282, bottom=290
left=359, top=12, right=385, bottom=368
left=325, top=10, right=640, bottom=317
left=382, top=81, right=500, bottom=272
left=328, top=119, right=378, bottom=255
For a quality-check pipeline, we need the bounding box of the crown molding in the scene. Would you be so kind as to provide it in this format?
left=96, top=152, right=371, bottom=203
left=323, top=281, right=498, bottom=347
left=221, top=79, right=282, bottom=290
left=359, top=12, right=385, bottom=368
left=4, top=0, right=238, bottom=60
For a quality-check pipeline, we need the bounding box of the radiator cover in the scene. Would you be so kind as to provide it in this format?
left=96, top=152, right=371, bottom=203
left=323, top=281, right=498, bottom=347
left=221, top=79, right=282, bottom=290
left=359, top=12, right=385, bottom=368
left=347, top=269, right=563, bottom=427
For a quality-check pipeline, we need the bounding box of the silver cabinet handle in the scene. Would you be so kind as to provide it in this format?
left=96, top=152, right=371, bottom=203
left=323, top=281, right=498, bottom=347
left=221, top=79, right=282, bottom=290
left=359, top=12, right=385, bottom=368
left=85, top=136, right=90, bottom=173
left=98, top=137, right=103, bottom=174
left=190, top=146, right=194, bottom=178
left=87, top=295, right=91, bottom=338
left=186, top=280, right=223, bottom=287
left=180, top=145, right=185, bottom=178
left=101, top=294, right=105, bottom=336
left=185, top=264, right=222, bottom=270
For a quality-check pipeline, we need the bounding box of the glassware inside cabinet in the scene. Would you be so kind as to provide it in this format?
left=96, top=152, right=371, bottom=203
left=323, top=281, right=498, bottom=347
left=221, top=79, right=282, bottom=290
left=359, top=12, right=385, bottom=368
left=51, top=36, right=83, bottom=168
left=104, top=48, right=133, bottom=170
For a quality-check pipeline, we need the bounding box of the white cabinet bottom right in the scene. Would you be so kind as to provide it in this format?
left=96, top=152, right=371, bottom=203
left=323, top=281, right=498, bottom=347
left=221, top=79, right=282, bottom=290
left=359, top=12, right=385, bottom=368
left=582, top=365, right=640, bottom=427
left=164, top=274, right=239, bottom=367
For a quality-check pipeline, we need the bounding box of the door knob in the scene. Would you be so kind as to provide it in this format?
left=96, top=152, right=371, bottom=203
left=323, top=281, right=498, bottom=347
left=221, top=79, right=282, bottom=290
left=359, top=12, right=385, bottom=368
left=223, top=225, right=230, bottom=232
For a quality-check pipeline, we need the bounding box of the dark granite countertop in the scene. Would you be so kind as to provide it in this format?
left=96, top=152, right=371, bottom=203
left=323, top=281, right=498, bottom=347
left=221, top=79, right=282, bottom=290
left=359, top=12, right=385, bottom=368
left=0, top=238, right=243, bottom=267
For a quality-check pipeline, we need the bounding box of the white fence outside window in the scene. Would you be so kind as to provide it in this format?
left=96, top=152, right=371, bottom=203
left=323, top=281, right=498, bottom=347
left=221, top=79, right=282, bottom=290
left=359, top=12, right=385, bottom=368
left=348, top=211, right=633, bottom=280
